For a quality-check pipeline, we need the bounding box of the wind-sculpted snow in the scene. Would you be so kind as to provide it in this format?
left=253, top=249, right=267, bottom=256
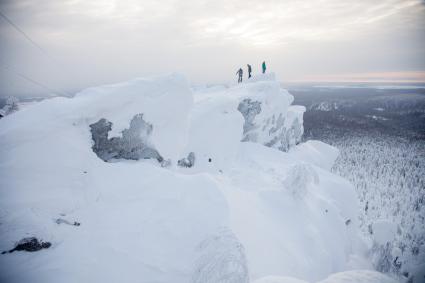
left=79, top=73, right=193, bottom=162
left=0, top=73, right=387, bottom=283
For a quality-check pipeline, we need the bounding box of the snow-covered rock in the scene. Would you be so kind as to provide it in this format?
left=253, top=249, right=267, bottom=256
left=0, top=73, right=384, bottom=282
left=77, top=73, right=193, bottom=162
left=191, top=73, right=305, bottom=161
left=234, top=78, right=305, bottom=151
left=0, top=96, right=19, bottom=118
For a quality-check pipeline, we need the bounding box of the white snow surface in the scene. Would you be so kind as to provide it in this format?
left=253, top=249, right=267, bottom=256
left=0, top=73, right=387, bottom=282
left=253, top=270, right=398, bottom=283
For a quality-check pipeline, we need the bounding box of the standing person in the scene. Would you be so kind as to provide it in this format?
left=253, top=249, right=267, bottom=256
left=262, top=61, right=266, bottom=74
left=247, top=64, right=252, bottom=78
left=236, top=68, right=243, bottom=83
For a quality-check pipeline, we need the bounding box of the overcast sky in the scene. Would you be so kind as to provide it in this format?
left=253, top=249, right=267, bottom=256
left=0, top=0, right=424, bottom=97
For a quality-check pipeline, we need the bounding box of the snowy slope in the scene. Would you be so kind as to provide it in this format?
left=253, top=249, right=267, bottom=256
left=0, top=73, right=386, bottom=282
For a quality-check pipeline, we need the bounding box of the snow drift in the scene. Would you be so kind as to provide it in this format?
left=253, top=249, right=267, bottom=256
left=0, top=73, right=383, bottom=282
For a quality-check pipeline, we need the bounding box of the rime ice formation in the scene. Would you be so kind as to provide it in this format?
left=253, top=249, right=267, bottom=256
left=0, top=73, right=387, bottom=283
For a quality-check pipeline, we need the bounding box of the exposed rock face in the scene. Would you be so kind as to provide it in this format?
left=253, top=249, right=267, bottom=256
left=264, top=115, right=303, bottom=152
left=90, top=114, right=163, bottom=162
left=0, top=96, right=19, bottom=118
left=178, top=152, right=195, bottom=168
left=238, top=98, right=262, bottom=141
left=2, top=237, right=51, bottom=254
left=237, top=98, right=304, bottom=152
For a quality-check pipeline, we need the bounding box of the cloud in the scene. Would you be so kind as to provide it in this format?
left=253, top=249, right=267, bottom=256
left=0, top=0, right=424, bottom=97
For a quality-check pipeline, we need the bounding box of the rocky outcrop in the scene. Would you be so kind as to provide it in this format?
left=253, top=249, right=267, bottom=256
left=178, top=152, right=195, bottom=168
left=238, top=99, right=305, bottom=152
left=90, top=114, right=164, bottom=163
left=2, top=237, right=51, bottom=254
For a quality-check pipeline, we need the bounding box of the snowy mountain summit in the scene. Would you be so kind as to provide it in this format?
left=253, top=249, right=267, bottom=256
left=0, top=73, right=397, bottom=283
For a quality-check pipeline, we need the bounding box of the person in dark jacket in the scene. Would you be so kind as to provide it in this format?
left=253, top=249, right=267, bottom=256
left=236, top=68, right=243, bottom=83
left=262, top=61, right=266, bottom=74
left=247, top=64, right=252, bottom=78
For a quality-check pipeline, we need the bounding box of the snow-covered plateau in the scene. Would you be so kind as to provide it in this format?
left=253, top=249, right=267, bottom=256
left=0, top=73, right=398, bottom=283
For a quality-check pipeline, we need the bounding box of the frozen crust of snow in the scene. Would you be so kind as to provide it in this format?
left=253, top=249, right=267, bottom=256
left=0, top=73, right=385, bottom=282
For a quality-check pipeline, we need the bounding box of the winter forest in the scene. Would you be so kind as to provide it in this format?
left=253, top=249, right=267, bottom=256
left=293, top=84, right=425, bottom=281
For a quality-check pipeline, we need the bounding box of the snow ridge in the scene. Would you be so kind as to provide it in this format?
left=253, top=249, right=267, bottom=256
left=0, top=73, right=387, bottom=283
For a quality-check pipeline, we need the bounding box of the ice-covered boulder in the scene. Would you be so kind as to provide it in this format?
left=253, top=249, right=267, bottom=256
left=230, top=75, right=305, bottom=151
left=76, top=73, right=193, bottom=162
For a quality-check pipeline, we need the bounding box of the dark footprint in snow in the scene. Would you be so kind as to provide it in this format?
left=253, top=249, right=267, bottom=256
left=2, top=237, right=51, bottom=254
left=55, top=218, right=80, bottom=226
